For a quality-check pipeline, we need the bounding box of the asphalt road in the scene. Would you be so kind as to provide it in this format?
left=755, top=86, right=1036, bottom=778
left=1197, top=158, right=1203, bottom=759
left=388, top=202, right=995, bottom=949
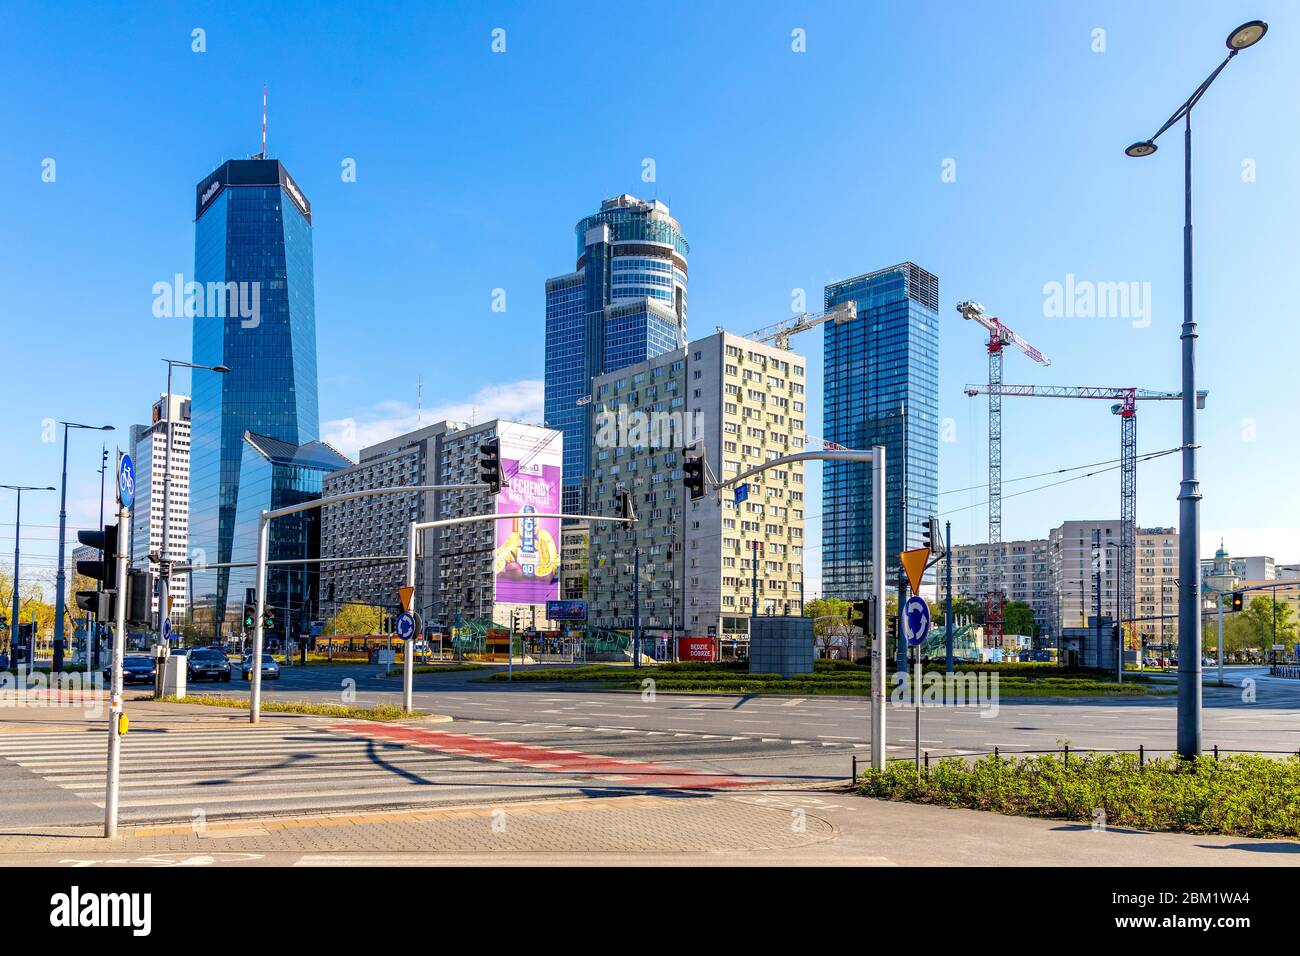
left=239, top=661, right=1300, bottom=757
left=2, top=663, right=1296, bottom=830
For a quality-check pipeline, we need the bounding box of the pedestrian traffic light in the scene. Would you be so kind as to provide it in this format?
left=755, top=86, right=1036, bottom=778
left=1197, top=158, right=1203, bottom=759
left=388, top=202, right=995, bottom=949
left=75, top=523, right=118, bottom=619
left=479, top=438, right=502, bottom=494
left=682, top=452, right=705, bottom=500
left=1231, top=591, right=1244, bottom=612
left=619, top=490, right=637, bottom=522
left=243, top=605, right=256, bottom=630
left=262, top=608, right=276, bottom=630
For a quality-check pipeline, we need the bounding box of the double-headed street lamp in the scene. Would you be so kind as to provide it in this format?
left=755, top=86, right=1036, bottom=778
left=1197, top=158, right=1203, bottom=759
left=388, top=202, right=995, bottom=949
left=53, top=421, right=114, bottom=672
left=1125, top=19, right=1267, bottom=759
left=157, top=360, right=228, bottom=639
left=2, top=484, right=56, bottom=673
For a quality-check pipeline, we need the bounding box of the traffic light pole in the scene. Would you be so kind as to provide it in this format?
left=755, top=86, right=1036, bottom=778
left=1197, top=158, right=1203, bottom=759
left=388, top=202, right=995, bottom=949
left=104, top=501, right=129, bottom=838
left=945, top=520, right=954, bottom=674
left=713, top=445, right=887, bottom=771
left=245, top=484, right=487, bottom=724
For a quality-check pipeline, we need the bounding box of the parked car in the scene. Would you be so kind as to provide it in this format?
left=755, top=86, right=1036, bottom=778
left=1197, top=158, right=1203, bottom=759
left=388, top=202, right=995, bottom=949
left=104, top=655, right=157, bottom=685
left=241, top=656, right=280, bottom=680
left=187, top=647, right=232, bottom=683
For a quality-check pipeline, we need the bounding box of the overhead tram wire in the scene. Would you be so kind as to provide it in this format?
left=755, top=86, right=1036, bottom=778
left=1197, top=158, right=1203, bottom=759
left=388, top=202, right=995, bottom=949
left=935, top=447, right=1182, bottom=519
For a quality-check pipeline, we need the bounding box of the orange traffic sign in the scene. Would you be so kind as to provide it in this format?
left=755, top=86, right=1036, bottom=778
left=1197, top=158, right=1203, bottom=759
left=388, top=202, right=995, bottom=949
left=397, top=586, right=415, bottom=612
left=900, top=548, right=930, bottom=594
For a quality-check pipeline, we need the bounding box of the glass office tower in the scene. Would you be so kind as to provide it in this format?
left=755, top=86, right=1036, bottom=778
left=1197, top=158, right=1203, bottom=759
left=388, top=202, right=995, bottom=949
left=227, top=433, right=351, bottom=642
left=822, top=262, right=939, bottom=600
left=189, top=159, right=320, bottom=637
left=544, top=195, right=688, bottom=514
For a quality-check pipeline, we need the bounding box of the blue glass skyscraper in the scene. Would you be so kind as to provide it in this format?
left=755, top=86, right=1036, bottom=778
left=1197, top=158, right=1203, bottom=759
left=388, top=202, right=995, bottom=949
left=545, top=195, right=688, bottom=514
left=189, top=158, right=320, bottom=636
left=822, top=262, right=939, bottom=599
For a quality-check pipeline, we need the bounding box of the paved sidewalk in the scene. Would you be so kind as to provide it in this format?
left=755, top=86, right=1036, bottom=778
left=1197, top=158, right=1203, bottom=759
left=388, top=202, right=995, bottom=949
left=1, top=789, right=1294, bottom=866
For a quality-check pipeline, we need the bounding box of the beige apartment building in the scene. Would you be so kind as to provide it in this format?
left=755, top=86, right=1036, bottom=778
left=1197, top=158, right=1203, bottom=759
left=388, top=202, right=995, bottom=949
left=585, top=331, right=807, bottom=651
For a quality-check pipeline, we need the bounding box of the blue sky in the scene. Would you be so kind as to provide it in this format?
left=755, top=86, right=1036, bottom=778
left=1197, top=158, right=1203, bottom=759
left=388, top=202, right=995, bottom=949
left=1, top=0, right=1296, bottom=598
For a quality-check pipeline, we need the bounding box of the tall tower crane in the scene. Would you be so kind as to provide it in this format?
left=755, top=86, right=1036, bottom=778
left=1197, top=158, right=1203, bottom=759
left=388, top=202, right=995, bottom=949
left=746, top=300, right=856, bottom=350
left=962, top=383, right=1206, bottom=646
left=956, top=301, right=1052, bottom=647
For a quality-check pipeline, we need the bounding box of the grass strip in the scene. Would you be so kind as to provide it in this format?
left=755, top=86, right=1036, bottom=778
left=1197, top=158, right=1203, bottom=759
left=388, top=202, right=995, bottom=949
left=149, top=694, right=421, bottom=721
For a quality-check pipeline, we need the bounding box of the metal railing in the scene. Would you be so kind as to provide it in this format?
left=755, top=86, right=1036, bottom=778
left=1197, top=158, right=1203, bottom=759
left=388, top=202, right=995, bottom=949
left=851, top=743, right=1300, bottom=780
left=1270, top=664, right=1300, bottom=679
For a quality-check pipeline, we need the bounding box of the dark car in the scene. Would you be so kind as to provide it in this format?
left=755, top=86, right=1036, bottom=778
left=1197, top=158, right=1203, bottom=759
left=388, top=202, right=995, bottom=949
left=187, top=648, right=232, bottom=683
left=103, top=655, right=157, bottom=684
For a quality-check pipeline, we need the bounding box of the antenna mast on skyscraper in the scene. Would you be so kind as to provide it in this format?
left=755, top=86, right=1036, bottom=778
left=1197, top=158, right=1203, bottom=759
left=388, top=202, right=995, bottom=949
left=261, top=84, right=267, bottom=158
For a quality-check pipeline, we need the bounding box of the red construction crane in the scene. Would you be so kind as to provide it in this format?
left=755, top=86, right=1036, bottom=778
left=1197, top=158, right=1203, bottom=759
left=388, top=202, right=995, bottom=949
left=962, top=384, right=1206, bottom=646
left=956, top=301, right=1052, bottom=648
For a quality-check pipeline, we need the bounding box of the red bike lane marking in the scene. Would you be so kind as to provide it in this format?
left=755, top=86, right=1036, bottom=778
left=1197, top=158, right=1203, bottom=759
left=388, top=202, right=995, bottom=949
left=326, top=722, right=767, bottom=790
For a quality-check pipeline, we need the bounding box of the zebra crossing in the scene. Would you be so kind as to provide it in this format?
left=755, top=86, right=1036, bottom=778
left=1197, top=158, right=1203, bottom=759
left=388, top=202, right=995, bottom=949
left=0, top=719, right=782, bottom=826
left=0, top=724, right=592, bottom=824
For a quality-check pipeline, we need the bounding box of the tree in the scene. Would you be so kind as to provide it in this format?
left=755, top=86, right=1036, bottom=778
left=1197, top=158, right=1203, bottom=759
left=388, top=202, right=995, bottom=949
left=1242, top=596, right=1296, bottom=653
left=1003, top=601, right=1038, bottom=638
left=323, top=603, right=384, bottom=636
left=804, top=597, right=854, bottom=636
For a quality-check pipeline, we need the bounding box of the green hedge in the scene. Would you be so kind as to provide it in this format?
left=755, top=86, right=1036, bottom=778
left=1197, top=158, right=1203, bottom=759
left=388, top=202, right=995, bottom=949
left=859, top=752, right=1300, bottom=838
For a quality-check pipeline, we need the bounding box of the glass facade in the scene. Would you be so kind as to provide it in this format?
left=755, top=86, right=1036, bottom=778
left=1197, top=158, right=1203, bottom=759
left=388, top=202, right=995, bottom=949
left=544, top=195, right=688, bottom=515
left=189, top=159, right=321, bottom=637
left=227, top=435, right=351, bottom=640
left=822, top=263, right=939, bottom=599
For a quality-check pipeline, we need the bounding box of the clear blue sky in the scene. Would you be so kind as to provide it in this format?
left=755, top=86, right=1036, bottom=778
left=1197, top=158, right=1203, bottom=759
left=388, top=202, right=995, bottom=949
left=2, top=0, right=1295, bottom=598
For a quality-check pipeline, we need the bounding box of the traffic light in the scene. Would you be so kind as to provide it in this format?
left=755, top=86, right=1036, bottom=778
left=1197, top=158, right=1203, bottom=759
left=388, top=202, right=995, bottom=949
left=479, top=438, right=502, bottom=494
left=853, top=598, right=874, bottom=638
left=682, top=452, right=705, bottom=500
left=75, top=523, right=118, bottom=619
left=1231, top=591, right=1244, bottom=612
left=243, top=605, right=256, bottom=630
left=923, top=516, right=943, bottom=556
left=619, top=490, right=637, bottom=522
left=124, top=569, right=153, bottom=627
left=262, top=608, right=276, bottom=631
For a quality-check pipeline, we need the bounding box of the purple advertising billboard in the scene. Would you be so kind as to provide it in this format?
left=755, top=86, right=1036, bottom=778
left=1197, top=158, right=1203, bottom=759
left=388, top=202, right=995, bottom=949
left=493, top=425, right=562, bottom=605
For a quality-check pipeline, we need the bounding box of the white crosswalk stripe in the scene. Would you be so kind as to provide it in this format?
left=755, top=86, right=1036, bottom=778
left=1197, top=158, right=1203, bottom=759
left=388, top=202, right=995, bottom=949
left=0, top=726, right=586, bottom=822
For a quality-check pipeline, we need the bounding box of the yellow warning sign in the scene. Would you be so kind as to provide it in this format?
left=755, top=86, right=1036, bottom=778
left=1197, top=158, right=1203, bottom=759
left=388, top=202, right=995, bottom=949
left=900, top=548, right=930, bottom=594
left=397, top=586, right=415, bottom=612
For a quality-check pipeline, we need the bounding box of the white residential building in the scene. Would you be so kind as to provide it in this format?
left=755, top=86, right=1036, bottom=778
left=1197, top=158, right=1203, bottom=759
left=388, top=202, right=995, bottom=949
left=129, top=393, right=190, bottom=618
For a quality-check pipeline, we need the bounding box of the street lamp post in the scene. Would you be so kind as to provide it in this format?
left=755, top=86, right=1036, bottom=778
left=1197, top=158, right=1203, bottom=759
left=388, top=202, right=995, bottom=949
left=53, top=421, right=114, bottom=672
left=158, top=360, right=228, bottom=643
left=1125, top=19, right=1267, bottom=758
left=2, top=484, right=56, bottom=674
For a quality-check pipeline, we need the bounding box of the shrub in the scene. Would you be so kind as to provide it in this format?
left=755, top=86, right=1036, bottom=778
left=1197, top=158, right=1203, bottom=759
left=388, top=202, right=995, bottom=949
left=859, top=752, right=1300, bottom=838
